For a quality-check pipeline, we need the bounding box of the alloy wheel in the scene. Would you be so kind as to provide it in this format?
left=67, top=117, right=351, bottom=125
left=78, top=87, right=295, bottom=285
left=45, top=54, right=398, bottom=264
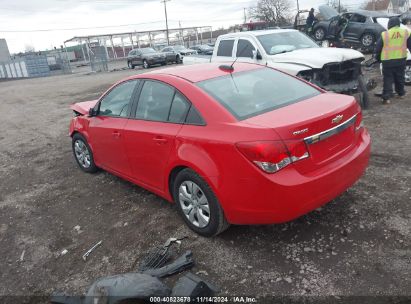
left=143, top=60, right=149, bottom=69
left=74, top=139, right=91, bottom=168
left=315, top=28, right=325, bottom=40
left=178, top=181, right=210, bottom=228
left=362, top=34, right=374, bottom=47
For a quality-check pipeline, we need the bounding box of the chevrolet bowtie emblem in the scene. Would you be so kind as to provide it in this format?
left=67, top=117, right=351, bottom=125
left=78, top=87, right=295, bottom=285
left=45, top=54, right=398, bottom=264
left=332, top=115, right=344, bottom=124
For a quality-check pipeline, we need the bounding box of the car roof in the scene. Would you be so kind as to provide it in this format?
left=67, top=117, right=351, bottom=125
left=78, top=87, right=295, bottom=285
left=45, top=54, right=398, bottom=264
left=348, top=9, right=391, bottom=18
left=140, top=62, right=264, bottom=83
left=218, top=29, right=297, bottom=38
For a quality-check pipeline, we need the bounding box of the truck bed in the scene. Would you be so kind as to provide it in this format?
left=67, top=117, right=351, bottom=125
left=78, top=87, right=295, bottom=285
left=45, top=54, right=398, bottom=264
left=183, top=54, right=212, bottom=65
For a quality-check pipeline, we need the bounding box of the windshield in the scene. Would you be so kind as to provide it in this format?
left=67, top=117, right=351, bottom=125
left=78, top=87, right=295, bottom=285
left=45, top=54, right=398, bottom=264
left=257, top=31, right=319, bottom=55
left=197, top=67, right=320, bottom=120
left=140, top=48, right=156, bottom=54
left=318, top=5, right=339, bottom=20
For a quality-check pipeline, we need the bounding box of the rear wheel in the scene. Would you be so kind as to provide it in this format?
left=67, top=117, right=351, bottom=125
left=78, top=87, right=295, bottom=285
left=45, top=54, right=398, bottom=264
left=173, top=169, right=229, bottom=237
left=72, top=133, right=98, bottom=173
left=176, top=55, right=181, bottom=64
left=314, top=27, right=326, bottom=41
left=127, top=61, right=134, bottom=69
left=361, top=33, right=375, bottom=48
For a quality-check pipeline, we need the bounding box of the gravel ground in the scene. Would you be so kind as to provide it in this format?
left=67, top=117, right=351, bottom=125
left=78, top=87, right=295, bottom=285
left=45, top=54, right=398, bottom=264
left=0, top=62, right=410, bottom=303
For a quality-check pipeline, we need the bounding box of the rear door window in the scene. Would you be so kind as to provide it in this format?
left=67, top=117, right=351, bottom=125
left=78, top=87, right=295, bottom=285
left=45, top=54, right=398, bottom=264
left=197, top=67, right=320, bottom=120
left=135, top=81, right=175, bottom=122
left=217, top=40, right=234, bottom=57
left=168, top=93, right=190, bottom=123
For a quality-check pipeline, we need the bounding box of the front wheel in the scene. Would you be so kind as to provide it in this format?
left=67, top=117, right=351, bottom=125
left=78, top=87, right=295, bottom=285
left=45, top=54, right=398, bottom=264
left=358, top=75, right=369, bottom=109
left=173, top=169, right=229, bottom=237
left=72, top=133, right=98, bottom=173
left=127, top=61, right=134, bottom=69
left=361, top=33, right=375, bottom=48
left=143, top=60, right=150, bottom=69
left=176, top=55, right=181, bottom=64
left=314, top=27, right=326, bottom=41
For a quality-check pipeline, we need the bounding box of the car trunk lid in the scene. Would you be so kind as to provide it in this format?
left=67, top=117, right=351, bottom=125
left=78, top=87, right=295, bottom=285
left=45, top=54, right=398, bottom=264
left=243, top=92, right=360, bottom=171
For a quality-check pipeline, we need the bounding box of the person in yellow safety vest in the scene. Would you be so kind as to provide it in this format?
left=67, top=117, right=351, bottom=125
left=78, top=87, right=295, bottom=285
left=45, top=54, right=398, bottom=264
left=374, top=17, right=411, bottom=104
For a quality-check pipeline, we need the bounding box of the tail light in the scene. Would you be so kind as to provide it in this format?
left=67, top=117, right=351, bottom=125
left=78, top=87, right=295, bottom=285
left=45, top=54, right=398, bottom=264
left=236, top=140, right=309, bottom=174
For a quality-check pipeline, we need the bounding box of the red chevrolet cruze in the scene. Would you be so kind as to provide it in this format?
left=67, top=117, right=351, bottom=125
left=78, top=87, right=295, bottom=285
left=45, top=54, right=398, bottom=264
left=69, top=62, right=370, bottom=236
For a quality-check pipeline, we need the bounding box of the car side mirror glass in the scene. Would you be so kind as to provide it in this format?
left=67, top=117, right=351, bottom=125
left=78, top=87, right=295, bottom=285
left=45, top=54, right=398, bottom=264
left=252, top=50, right=262, bottom=60
left=88, top=108, right=97, bottom=117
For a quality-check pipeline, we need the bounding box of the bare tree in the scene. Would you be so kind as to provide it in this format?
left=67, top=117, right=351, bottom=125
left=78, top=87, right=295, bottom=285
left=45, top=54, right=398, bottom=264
left=24, top=44, right=35, bottom=53
left=248, top=0, right=292, bottom=26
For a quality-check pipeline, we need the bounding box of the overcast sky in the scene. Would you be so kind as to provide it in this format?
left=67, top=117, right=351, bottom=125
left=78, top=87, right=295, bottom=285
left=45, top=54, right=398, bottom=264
left=0, top=0, right=363, bottom=53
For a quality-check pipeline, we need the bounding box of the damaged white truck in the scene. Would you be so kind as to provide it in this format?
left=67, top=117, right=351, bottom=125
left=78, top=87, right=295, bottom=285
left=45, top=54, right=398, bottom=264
left=183, top=29, right=372, bottom=108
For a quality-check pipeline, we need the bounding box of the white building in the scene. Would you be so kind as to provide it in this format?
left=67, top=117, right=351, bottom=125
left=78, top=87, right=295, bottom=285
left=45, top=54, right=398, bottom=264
left=0, top=39, right=11, bottom=62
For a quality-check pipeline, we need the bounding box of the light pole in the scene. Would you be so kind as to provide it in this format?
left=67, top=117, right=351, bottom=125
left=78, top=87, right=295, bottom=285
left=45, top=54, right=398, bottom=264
left=161, top=0, right=171, bottom=45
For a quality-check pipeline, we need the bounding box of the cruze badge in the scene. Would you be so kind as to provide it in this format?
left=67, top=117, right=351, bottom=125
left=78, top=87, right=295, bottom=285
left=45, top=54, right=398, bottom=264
left=332, top=115, right=344, bottom=124
left=293, top=128, right=309, bottom=136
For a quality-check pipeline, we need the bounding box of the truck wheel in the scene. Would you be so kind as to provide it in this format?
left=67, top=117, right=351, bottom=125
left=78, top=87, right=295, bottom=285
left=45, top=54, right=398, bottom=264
left=361, top=33, right=375, bottom=48
left=358, top=75, right=369, bottom=109
left=314, top=27, right=326, bottom=41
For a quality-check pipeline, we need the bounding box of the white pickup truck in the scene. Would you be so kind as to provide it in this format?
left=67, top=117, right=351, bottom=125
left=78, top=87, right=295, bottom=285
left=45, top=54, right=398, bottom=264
left=184, top=29, right=370, bottom=107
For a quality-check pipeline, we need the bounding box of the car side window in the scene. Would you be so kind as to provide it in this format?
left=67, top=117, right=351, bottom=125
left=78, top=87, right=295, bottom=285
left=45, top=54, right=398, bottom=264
left=350, top=14, right=366, bottom=23
left=217, top=40, right=234, bottom=57
left=163, top=47, right=170, bottom=52
left=185, top=106, right=205, bottom=125
left=135, top=81, right=175, bottom=122
left=99, top=80, right=138, bottom=117
left=128, top=50, right=135, bottom=56
left=168, top=92, right=190, bottom=123
left=236, top=39, right=255, bottom=58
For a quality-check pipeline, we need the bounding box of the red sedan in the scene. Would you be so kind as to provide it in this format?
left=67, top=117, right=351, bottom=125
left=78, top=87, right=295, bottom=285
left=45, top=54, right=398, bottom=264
left=69, top=62, right=370, bottom=236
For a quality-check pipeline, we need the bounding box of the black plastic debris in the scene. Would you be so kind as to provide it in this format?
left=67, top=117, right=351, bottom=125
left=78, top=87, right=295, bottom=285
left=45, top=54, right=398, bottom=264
left=51, top=273, right=170, bottom=304
left=171, top=272, right=219, bottom=298
left=142, top=250, right=194, bottom=278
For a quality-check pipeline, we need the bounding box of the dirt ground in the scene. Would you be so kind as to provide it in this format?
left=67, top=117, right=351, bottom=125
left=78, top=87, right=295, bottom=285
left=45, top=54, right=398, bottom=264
left=0, top=61, right=410, bottom=303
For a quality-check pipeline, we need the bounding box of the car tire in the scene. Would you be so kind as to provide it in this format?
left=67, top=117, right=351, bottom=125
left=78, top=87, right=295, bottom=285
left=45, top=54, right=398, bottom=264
left=72, top=133, right=98, bottom=173
left=358, top=75, right=369, bottom=109
left=360, top=33, right=375, bottom=48
left=173, top=168, right=230, bottom=237
left=314, top=27, right=326, bottom=41
left=143, top=60, right=150, bottom=69
left=161, top=61, right=166, bottom=66
left=405, top=65, right=411, bottom=85
left=127, top=61, right=134, bottom=69
left=176, top=55, right=181, bottom=64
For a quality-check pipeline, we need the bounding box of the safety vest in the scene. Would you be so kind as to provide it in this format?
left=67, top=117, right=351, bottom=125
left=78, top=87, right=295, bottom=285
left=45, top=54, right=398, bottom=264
left=381, top=26, right=410, bottom=61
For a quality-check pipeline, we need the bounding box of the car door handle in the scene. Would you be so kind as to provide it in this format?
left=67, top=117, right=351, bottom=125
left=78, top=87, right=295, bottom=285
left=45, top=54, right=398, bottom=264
left=112, top=131, right=121, bottom=139
left=153, top=136, right=168, bottom=144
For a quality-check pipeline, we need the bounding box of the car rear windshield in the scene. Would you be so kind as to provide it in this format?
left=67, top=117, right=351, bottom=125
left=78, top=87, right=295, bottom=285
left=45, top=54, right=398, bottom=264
left=140, top=48, right=156, bottom=54
left=257, top=31, right=319, bottom=55
left=196, top=67, right=320, bottom=120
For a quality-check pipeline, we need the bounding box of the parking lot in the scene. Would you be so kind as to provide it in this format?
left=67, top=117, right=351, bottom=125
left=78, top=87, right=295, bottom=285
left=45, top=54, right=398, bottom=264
left=0, top=62, right=410, bottom=301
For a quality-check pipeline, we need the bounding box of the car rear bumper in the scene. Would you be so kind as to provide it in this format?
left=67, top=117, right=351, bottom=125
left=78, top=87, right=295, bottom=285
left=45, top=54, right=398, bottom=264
left=221, top=128, right=371, bottom=225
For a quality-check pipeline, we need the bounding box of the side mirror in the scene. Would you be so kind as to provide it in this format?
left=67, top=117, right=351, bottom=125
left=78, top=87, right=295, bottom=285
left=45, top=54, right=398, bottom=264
left=252, top=50, right=263, bottom=60
left=88, top=108, right=97, bottom=117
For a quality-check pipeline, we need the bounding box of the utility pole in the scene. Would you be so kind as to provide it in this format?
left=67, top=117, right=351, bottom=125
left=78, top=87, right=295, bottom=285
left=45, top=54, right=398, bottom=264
left=243, top=8, right=247, bottom=24
left=296, top=0, right=300, bottom=13
left=161, top=0, right=170, bottom=45
left=338, top=0, right=341, bottom=13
